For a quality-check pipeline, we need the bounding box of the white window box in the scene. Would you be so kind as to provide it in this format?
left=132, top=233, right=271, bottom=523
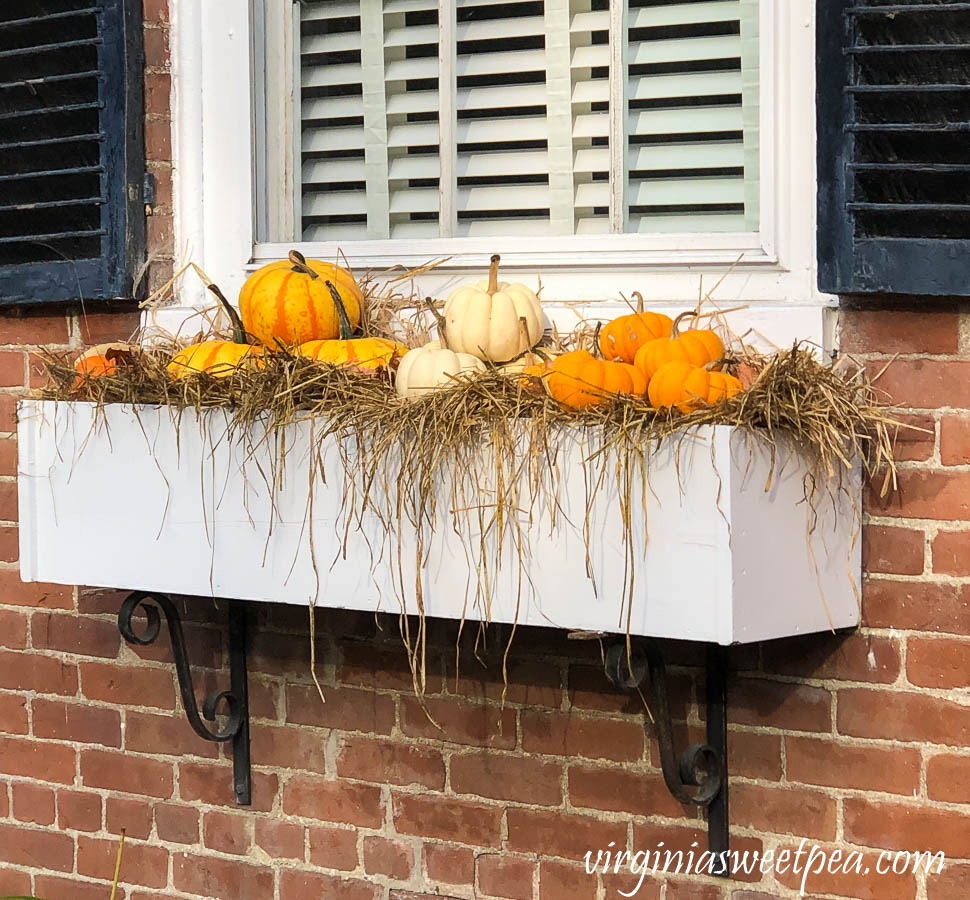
left=17, top=399, right=859, bottom=645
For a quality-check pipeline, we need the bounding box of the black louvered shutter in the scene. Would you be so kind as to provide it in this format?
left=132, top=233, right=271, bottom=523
left=0, top=0, right=144, bottom=305
left=818, top=1, right=970, bottom=296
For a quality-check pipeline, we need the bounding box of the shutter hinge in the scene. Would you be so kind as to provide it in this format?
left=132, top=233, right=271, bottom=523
left=143, top=173, right=156, bottom=215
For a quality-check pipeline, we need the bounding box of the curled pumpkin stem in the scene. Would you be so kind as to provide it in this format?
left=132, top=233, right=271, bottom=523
left=632, top=290, right=645, bottom=314
left=289, top=249, right=319, bottom=279
left=424, top=296, right=449, bottom=349
left=487, top=254, right=500, bottom=295
left=206, top=283, right=249, bottom=345
left=670, top=310, right=699, bottom=338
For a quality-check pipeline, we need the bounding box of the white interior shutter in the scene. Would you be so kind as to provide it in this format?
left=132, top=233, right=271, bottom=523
left=624, top=0, right=759, bottom=233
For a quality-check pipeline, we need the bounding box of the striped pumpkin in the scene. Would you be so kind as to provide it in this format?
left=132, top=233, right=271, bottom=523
left=298, top=337, right=408, bottom=373
left=167, top=341, right=262, bottom=379
left=239, top=250, right=363, bottom=348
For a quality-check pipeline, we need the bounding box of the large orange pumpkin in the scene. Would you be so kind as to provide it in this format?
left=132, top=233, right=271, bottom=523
left=598, top=293, right=673, bottom=364
left=647, top=361, right=743, bottom=413
left=545, top=350, right=647, bottom=409
left=296, top=281, right=407, bottom=373
left=634, top=312, right=724, bottom=381
left=239, top=250, right=363, bottom=348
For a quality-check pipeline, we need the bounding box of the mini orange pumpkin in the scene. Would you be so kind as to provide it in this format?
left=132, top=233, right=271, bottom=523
left=545, top=350, right=647, bottom=409
left=598, top=293, right=673, bottom=364
left=296, top=281, right=408, bottom=373
left=634, top=312, right=724, bottom=381
left=647, top=361, right=743, bottom=413
left=239, top=250, right=363, bottom=348
left=71, top=342, right=138, bottom=388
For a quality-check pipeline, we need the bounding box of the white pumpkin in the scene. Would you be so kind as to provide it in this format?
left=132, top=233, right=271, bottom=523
left=443, top=254, right=543, bottom=363
left=395, top=340, right=486, bottom=398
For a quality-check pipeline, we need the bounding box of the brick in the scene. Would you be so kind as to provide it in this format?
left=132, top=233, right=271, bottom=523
left=786, top=736, right=921, bottom=795
left=0, top=649, right=77, bottom=695
left=77, top=310, right=141, bottom=345
left=662, top=882, right=721, bottom=900
left=35, top=875, right=126, bottom=900
left=932, top=530, right=970, bottom=576
left=147, top=214, right=174, bottom=255
left=0, top=691, right=27, bottom=734
left=154, top=803, right=199, bottom=844
left=929, top=862, right=970, bottom=900
left=776, top=845, right=917, bottom=900
left=338, top=643, right=443, bottom=693
left=78, top=587, right=131, bottom=615
left=448, top=657, right=563, bottom=709
left=0, top=393, right=20, bottom=430
left=286, top=683, right=395, bottom=735
left=144, top=24, right=170, bottom=68
left=477, top=854, right=534, bottom=900
left=308, top=824, right=358, bottom=870
left=0, top=608, right=27, bottom=648
left=761, top=632, right=901, bottom=684
left=732, top=783, right=837, bottom=840
left=838, top=688, right=970, bottom=746
left=393, top=792, right=502, bottom=848
left=107, top=795, right=153, bottom=840
left=425, top=843, right=474, bottom=885
left=866, top=358, right=970, bottom=409
left=145, top=72, right=172, bottom=118
left=731, top=678, right=832, bottom=732
left=842, top=310, right=960, bottom=355
left=33, top=698, right=122, bottom=747
left=203, top=810, right=251, bottom=855
left=908, top=636, right=970, bottom=688
left=521, top=710, right=644, bottom=762
left=0, top=525, right=18, bottom=561
left=125, top=710, right=218, bottom=758
left=506, top=808, right=627, bottom=861
left=451, top=751, right=562, bottom=806
left=364, top=835, right=414, bottom=880
left=568, top=664, right=644, bottom=714
left=863, top=579, right=970, bottom=634
left=58, top=789, right=103, bottom=832
left=279, top=872, right=380, bottom=900
left=942, top=415, right=970, bottom=465
left=845, top=797, right=970, bottom=857
left=173, top=852, right=275, bottom=900
left=255, top=818, right=304, bottom=861
left=862, top=526, right=925, bottom=575
left=145, top=119, right=172, bottom=161
left=539, top=860, right=597, bottom=900
left=0, top=350, right=26, bottom=387
left=0, top=310, right=70, bottom=346
left=80, top=661, right=175, bottom=709
left=0, top=438, right=15, bottom=475
left=926, top=754, right=970, bottom=802
left=869, top=469, right=970, bottom=520
left=79, top=835, right=168, bottom=888
left=82, top=749, right=173, bottom=798
left=401, top=696, right=516, bottom=749
left=0, top=821, right=74, bottom=871
left=0, top=735, right=75, bottom=783
left=32, top=611, right=121, bottom=657
left=178, top=761, right=277, bottom=812
left=726, top=730, right=782, bottom=781
left=250, top=722, right=326, bottom=772
left=336, top=735, right=445, bottom=789
left=0, top=481, right=16, bottom=521
left=128, top=622, right=221, bottom=669
left=0, top=869, right=31, bottom=897
left=12, top=781, right=55, bottom=825
left=633, top=823, right=762, bottom=883
left=282, top=775, right=383, bottom=827
left=143, top=0, right=170, bottom=25
left=0, top=572, right=73, bottom=608
left=568, top=765, right=687, bottom=819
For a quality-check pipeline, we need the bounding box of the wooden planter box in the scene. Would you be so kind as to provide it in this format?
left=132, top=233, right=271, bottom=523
left=17, top=399, right=861, bottom=644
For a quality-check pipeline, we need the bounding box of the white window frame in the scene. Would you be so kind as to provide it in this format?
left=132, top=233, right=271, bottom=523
left=170, top=0, right=830, bottom=337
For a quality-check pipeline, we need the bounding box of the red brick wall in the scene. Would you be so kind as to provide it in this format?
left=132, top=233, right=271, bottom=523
left=3, top=2, right=970, bottom=898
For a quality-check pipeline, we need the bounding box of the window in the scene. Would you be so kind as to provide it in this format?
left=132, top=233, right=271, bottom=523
left=173, top=1, right=824, bottom=327
left=280, top=0, right=760, bottom=243
left=0, top=0, right=145, bottom=305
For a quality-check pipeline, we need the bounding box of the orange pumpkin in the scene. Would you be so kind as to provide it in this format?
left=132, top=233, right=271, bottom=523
left=647, top=361, right=743, bottom=413
left=71, top=342, right=138, bottom=388
left=239, top=250, right=363, bottom=348
left=598, top=293, right=673, bottom=364
left=297, top=281, right=407, bottom=373
left=634, top=312, right=724, bottom=381
left=545, top=350, right=647, bottom=409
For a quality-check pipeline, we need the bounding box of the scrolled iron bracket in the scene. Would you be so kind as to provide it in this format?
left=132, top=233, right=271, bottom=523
left=605, top=638, right=729, bottom=876
left=118, top=591, right=252, bottom=805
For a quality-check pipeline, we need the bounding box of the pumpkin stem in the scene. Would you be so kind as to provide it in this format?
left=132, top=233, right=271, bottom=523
left=424, top=296, right=449, bottom=349
left=206, top=283, right=249, bottom=345
left=324, top=280, right=355, bottom=341
left=289, top=249, right=319, bottom=279
left=670, top=310, right=698, bottom=339
left=632, top=291, right=644, bottom=314
left=517, top=315, right=530, bottom=353
left=487, top=254, right=500, bottom=295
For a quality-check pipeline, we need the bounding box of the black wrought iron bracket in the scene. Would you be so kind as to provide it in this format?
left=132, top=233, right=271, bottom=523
left=605, top=639, right=729, bottom=876
left=118, top=592, right=252, bottom=805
